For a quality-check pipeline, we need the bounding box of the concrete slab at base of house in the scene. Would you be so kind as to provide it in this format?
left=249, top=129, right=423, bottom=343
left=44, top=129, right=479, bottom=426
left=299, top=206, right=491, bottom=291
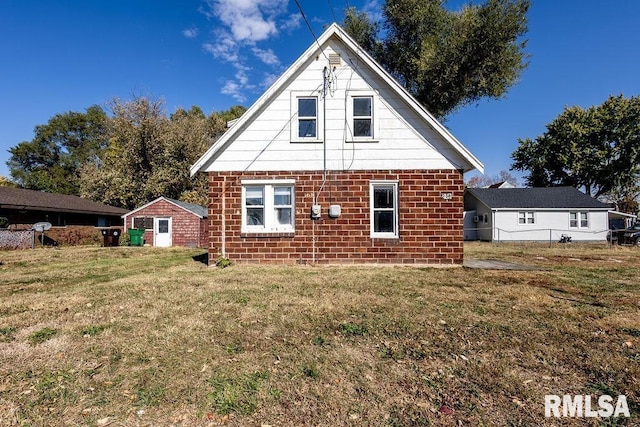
left=464, top=259, right=545, bottom=270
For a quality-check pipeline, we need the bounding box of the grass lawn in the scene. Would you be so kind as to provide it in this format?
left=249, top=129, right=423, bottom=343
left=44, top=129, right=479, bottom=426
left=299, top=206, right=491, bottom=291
left=0, top=243, right=638, bottom=426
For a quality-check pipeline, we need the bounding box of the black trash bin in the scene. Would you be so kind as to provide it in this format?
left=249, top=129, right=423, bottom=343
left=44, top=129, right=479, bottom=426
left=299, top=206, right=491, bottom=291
left=101, top=228, right=121, bottom=247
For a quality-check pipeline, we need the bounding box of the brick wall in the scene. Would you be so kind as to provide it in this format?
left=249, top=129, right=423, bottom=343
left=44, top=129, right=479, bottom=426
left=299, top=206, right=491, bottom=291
left=123, top=199, right=207, bottom=248
left=207, top=169, right=464, bottom=264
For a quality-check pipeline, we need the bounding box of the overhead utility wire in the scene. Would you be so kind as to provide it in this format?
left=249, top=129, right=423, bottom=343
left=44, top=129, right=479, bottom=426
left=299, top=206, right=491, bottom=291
left=327, top=0, right=337, bottom=22
left=293, top=0, right=329, bottom=61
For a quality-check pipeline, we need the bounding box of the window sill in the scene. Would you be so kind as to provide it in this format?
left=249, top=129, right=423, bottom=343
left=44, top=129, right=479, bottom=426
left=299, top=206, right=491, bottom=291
left=290, top=139, right=323, bottom=144
left=371, top=235, right=399, bottom=240
left=241, top=232, right=295, bottom=238
left=346, top=139, right=379, bottom=143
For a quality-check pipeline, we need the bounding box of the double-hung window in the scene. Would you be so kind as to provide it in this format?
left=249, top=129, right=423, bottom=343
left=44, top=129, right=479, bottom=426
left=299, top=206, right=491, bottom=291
left=370, top=181, right=399, bottom=238
left=518, top=211, right=535, bottom=224
left=353, top=96, right=372, bottom=137
left=347, top=92, right=377, bottom=141
left=291, top=92, right=321, bottom=142
left=298, top=98, right=317, bottom=138
left=242, top=180, right=295, bottom=233
left=570, top=211, right=588, bottom=228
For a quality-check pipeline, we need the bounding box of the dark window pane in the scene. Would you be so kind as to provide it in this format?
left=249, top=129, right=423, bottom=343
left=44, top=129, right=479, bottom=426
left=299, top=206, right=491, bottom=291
left=299, top=119, right=316, bottom=138
left=274, top=187, right=291, bottom=205
left=298, top=98, right=316, bottom=117
left=353, top=97, right=371, bottom=116
left=275, top=208, right=292, bottom=225
left=246, top=208, right=264, bottom=226
left=158, top=220, right=169, bottom=233
left=374, top=186, right=394, bottom=209
left=374, top=211, right=394, bottom=233
left=354, top=119, right=372, bottom=137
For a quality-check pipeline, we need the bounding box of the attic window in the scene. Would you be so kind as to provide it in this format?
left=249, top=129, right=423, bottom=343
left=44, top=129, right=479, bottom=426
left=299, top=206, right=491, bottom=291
left=346, top=91, right=378, bottom=142
left=291, top=92, right=322, bottom=142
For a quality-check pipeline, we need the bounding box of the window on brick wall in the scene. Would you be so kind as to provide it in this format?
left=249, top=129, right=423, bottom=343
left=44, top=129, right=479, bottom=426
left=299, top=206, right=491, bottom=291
left=370, top=181, right=399, bottom=238
left=133, top=217, right=154, bottom=229
left=241, top=180, right=295, bottom=233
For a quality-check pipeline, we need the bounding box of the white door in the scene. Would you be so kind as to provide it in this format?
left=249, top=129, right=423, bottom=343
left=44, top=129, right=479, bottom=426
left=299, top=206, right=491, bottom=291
left=154, top=217, right=172, bottom=247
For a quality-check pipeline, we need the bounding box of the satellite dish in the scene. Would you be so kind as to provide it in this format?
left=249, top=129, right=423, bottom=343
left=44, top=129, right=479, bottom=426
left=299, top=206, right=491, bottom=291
left=33, top=222, right=52, bottom=232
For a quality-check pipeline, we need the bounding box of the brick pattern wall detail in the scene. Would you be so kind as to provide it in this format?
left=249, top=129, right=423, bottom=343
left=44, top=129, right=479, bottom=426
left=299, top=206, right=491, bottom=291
left=123, top=200, right=207, bottom=248
left=207, top=169, right=463, bottom=264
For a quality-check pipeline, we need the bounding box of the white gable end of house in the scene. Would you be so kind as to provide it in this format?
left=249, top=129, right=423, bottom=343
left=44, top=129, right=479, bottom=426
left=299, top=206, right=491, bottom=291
left=191, top=24, right=482, bottom=175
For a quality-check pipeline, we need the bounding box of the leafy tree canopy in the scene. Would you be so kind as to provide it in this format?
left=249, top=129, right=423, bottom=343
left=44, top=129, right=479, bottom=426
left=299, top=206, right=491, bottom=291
left=7, top=105, right=108, bottom=194
left=511, top=94, right=640, bottom=208
left=342, top=0, right=530, bottom=119
left=78, top=97, right=245, bottom=209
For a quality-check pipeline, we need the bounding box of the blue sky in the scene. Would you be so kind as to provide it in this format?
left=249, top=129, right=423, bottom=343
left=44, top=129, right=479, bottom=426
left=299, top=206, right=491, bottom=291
left=1, top=0, right=639, bottom=183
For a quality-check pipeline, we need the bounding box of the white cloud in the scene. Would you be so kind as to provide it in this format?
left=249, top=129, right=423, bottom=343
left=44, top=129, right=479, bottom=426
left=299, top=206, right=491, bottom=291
left=206, top=0, right=287, bottom=43
left=363, top=0, right=383, bottom=22
left=260, top=72, right=279, bottom=88
left=251, top=47, right=280, bottom=66
left=201, top=0, right=292, bottom=102
left=280, top=13, right=302, bottom=32
left=221, top=80, right=246, bottom=103
left=182, top=27, right=199, bottom=38
left=202, top=32, right=239, bottom=63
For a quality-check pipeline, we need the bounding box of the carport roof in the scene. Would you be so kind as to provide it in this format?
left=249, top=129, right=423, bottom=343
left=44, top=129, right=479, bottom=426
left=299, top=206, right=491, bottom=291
left=466, top=187, right=610, bottom=209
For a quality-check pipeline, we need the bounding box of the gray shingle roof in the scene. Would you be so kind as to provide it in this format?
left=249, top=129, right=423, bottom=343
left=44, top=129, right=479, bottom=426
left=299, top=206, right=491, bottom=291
left=0, top=186, right=128, bottom=215
left=165, top=198, right=208, bottom=218
left=466, top=187, right=610, bottom=209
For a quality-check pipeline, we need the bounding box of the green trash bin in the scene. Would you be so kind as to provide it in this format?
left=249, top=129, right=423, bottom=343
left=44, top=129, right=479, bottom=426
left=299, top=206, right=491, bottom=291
left=128, top=228, right=145, bottom=246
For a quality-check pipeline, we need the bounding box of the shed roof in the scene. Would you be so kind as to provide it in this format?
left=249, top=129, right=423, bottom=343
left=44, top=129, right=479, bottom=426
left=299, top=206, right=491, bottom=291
left=466, top=187, right=610, bottom=210
left=0, top=186, right=128, bottom=216
left=123, top=197, right=207, bottom=219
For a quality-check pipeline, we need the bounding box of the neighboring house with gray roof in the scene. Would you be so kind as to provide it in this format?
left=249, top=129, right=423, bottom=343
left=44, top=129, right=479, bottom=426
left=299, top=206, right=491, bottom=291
left=122, top=197, right=208, bottom=248
left=0, top=186, right=126, bottom=228
left=464, top=187, right=611, bottom=242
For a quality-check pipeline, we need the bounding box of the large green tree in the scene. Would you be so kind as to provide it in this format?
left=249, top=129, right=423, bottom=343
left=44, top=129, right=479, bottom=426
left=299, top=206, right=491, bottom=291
left=79, top=97, right=245, bottom=209
left=7, top=105, right=108, bottom=194
left=342, top=0, right=530, bottom=119
left=511, top=94, right=640, bottom=206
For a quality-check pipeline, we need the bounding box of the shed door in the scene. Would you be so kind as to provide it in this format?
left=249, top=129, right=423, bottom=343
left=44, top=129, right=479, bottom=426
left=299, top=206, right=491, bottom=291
left=154, top=217, right=172, bottom=247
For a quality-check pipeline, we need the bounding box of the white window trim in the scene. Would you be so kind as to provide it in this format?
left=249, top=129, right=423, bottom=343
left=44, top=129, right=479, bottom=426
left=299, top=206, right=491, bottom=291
left=370, top=180, right=399, bottom=239
left=241, top=180, right=296, bottom=234
left=346, top=91, right=379, bottom=142
left=518, top=211, right=535, bottom=225
left=569, top=211, right=589, bottom=229
left=290, top=91, right=323, bottom=143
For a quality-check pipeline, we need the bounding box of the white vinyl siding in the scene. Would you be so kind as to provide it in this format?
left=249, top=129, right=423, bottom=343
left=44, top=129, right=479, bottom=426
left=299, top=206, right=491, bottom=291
left=370, top=181, right=399, bottom=238
left=241, top=180, right=295, bottom=233
left=518, top=211, right=535, bottom=224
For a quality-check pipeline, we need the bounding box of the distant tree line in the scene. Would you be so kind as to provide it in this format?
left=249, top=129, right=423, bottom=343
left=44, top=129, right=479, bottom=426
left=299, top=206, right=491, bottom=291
left=511, top=94, right=640, bottom=213
left=6, top=97, right=246, bottom=209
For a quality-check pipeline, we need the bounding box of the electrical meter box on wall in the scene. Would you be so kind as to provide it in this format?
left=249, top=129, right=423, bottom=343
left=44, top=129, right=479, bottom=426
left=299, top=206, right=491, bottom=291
left=328, top=205, right=341, bottom=218
left=311, top=205, right=322, bottom=219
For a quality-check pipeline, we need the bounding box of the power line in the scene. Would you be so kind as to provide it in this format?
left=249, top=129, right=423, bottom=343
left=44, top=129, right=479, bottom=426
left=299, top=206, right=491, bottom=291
left=293, top=0, right=329, bottom=61
left=327, top=0, right=337, bottom=22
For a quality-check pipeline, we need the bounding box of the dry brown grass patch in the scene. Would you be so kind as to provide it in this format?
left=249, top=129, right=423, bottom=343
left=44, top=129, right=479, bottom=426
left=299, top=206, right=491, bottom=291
left=0, top=244, right=638, bottom=425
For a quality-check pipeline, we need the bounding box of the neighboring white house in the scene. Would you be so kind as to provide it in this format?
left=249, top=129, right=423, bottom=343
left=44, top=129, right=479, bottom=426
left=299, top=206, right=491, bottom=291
left=464, top=187, right=611, bottom=242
